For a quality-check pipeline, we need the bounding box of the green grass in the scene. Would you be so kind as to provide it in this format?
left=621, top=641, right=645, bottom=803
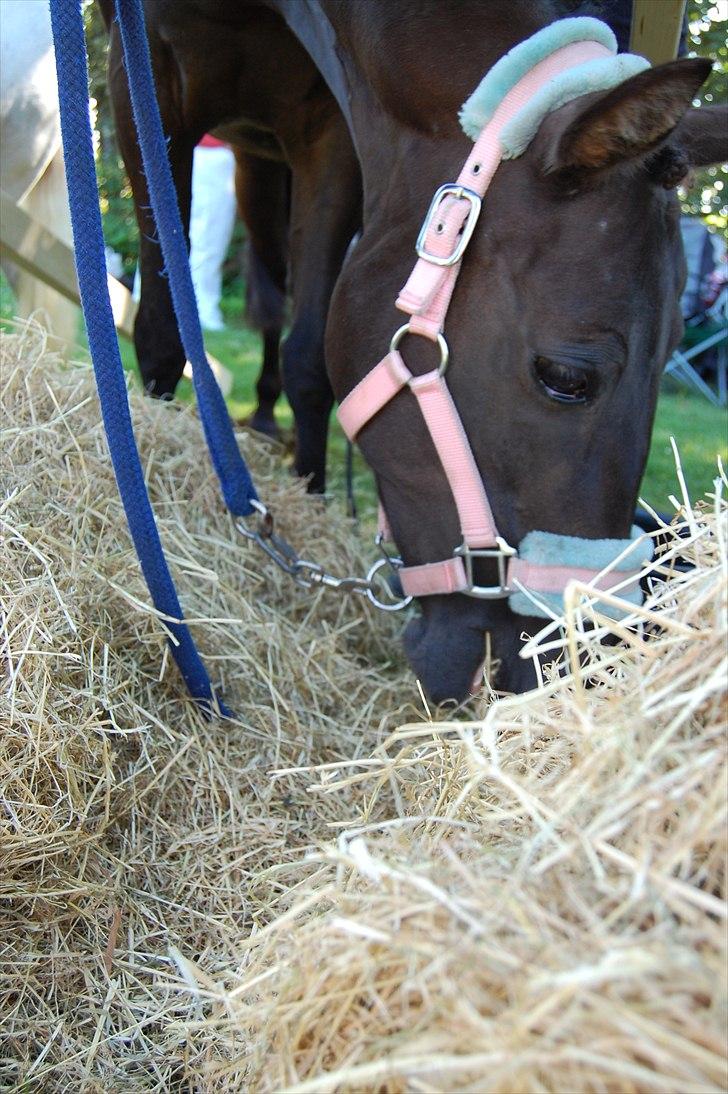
left=2, top=272, right=725, bottom=517
left=642, top=381, right=727, bottom=507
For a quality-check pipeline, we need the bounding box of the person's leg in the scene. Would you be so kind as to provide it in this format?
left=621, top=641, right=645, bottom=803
left=189, top=144, right=237, bottom=330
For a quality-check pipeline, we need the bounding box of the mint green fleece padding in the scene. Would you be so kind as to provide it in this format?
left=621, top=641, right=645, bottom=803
left=459, top=16, right=650, bottom=156
left=509, top=525, right=654, bottom=620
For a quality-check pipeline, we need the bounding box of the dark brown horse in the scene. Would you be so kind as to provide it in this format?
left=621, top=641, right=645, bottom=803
left=100, top=0, right=362, bottom=491
left=283, top=0, right=724, bottom=699
left=105, top=0, right=726, bottom=700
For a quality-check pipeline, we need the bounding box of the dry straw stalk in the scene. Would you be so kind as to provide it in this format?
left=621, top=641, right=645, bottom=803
left=1, top=323, right=726, bottom=1092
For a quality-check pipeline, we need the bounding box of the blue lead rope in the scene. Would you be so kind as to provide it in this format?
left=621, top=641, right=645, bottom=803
left=48, top=0, right=257, bottom=713
left=113, top=0, right=258, bottom=515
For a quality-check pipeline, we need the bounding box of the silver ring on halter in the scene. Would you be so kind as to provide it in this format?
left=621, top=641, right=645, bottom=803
left=389, top=323, right=449, bottom=378
left=365, top=556, right=413, bottom=612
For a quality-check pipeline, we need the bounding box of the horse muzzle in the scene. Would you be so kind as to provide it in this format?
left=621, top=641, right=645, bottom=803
left=403, top=593, right=548, bottom=703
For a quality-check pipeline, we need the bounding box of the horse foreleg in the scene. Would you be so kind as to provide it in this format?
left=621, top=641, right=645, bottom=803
left=235, top=150, right=288, bottom=440
left=248, top=328, right=284, bottom=439
left=108, top=28, right=195, bottom=398
left=283, top=116, right=361, bottom=493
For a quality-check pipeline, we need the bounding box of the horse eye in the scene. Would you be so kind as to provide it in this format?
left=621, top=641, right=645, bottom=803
left=533, top=356, right=593, bottom=404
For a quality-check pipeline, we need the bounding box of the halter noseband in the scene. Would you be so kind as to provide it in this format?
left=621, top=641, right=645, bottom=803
left=337, top=18, right=654, bottom=620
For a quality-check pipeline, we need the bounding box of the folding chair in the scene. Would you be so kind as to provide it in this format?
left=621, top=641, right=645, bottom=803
left=664, top=218, right=727, bottom=406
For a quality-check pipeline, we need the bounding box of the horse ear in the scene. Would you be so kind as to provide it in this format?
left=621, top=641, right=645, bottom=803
left=548, top=58, right=712, bottom=173
left=671, top=104, right=728, bottom=167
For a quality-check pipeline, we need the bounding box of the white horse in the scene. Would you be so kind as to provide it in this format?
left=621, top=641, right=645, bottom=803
left=0, top=0, right=78, bottom=346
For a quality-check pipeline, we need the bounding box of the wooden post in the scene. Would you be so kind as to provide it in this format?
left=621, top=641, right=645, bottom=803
left=1, top=189, right=83, bottom=309
left=629, top=0, right=687, bottom=64
left=0, top=188, right=233, bottom=395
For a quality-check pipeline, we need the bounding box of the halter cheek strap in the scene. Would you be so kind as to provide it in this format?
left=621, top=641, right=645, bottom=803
left=337, top=18, right=654, bottom=619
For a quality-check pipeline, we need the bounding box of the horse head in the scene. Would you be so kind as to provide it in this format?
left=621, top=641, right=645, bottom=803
left=321, top=2, right=727, bottom=702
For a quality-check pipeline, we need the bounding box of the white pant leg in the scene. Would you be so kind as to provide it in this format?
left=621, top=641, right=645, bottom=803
left=188, top=145, right=237, bottom=330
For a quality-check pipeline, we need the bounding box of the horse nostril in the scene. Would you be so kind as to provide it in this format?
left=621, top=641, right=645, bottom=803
left=403, top=609, right=489, bottom=704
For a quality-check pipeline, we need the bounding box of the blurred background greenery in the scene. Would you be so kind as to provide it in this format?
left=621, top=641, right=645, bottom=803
left=682, top=0, right=727, bottom=230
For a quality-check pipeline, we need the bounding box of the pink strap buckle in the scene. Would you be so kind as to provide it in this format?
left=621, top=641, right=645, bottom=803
left=454, top=539, right=517, bottom=598
left=415, top=184, right=482, bottom=267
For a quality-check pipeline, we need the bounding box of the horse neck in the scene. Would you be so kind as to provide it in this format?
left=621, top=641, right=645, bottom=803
left=325, top=0, right=563, bottom=218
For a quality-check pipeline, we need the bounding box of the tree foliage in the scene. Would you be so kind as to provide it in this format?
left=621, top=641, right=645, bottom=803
left=682, top=1, right=727, bottom=228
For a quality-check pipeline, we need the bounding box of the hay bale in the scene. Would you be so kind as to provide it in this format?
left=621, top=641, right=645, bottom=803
left=189, top=477, right=727, bottom=1091
left=2, top=322, right=726, bottom=1092
left=0, top=323, right=414, bottom=1090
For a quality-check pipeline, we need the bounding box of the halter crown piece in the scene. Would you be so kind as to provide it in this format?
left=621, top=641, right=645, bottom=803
left=337, top=18, right=654, bottom=620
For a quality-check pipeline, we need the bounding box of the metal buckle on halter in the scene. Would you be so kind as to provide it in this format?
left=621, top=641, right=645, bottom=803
left=454, top=537, right=517, bottom=599
left=415, top=184, right=482, bottom=267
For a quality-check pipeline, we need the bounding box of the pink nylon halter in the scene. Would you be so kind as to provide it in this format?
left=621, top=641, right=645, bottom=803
left=337, top=39, right=642, bottom=604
